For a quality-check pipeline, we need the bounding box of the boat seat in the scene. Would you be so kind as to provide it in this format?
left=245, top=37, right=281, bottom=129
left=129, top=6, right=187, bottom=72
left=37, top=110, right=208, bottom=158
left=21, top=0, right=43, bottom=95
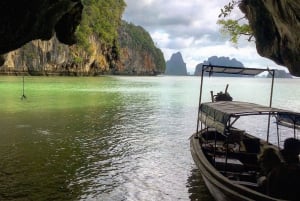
left=225, top=128, right=245, bottom=150
left=204, top=150, right=260, bottom=172
left=214, top=157, right=244, bottom=172
left=233, top=152, right=260, bottom=171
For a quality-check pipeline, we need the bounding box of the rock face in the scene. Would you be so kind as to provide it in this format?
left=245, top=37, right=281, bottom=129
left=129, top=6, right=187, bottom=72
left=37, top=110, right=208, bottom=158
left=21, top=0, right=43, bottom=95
left=165, top=52, right=187, bottom=75
left=117, top=22, right=166, bottom=75
left=239, top=0, right=300, bottom=76
left=1, top=36, right=107, bottom=76
left=0, top=23, right=165, bottom=76
left=2, top=37, right=70, bottom=75
left=194, top=56, right=244, bottom=76
left=0, top=0, right=83, bottom=55
left=0, top=1, right=299, bottom=77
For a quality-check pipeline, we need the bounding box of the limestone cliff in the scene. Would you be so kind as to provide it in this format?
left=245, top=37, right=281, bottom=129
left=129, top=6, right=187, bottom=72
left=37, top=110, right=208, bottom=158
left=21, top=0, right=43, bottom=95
left=0, top=22, right=165, bottom=76
left=194, top=56, right=245, bottom=76
left=239, top=0, right=300, bottom=76
left=1, top=36, right=109, bottom=76
left=0, top=1, right=299, bottom=76
left=165, top=52, right=187, bottom=76
left=117, top=21, right=165, bottom=75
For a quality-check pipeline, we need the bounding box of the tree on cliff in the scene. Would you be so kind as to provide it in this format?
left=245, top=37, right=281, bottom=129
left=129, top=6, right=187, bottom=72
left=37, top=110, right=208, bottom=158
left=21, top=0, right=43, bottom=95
left=1, top=0, right=165, bottom=76
left=75, top=0, right=126, bottom=54
left=217, top=0, right=252, bottom=44
left=217, top=0, right=300, bottom=76
left=118, top=21, right=166, bottom=74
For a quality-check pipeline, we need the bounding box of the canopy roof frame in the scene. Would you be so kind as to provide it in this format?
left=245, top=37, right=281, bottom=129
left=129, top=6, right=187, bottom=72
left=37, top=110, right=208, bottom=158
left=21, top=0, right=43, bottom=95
left=204, top=65, right=268, bottom=76
left=199, top=101, right=296, bottom=134
left=196, top=64, right=276, bottom=141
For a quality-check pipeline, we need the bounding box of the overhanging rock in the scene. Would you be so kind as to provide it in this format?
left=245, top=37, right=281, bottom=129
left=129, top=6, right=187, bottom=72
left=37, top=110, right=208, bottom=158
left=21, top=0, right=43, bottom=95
left=240, top=0, right=300, bottom=76
left=0, top=0, right=83, bottom=55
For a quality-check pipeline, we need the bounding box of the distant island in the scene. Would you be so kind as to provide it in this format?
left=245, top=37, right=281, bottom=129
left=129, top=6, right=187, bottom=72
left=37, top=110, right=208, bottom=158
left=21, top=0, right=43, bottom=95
left=194, top=56, right=293, bottom=78
left=165, top=52, right=187, bottom=76
left=194, top=56, right=245, bottom=77
left=267, top=70, right=293, bottom=78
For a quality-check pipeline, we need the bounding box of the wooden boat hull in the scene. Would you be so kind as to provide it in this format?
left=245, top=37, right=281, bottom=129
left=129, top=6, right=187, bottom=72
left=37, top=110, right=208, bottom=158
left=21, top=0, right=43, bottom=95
left=191, top=66, right=297, bottom=201
left=190, top=131, right=284, bottom=201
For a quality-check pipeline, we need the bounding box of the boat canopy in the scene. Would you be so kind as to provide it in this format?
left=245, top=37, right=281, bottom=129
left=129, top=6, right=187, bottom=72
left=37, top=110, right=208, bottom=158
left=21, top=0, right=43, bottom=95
left=202, top=65, right=271, bottom=76
left=200, top=101, right=292, bottom=133
left=277, top=112, right=300, bottom=129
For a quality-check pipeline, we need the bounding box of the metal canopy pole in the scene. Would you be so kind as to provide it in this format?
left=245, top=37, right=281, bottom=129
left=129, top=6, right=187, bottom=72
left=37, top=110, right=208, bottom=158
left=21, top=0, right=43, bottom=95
left=269, top=69, right=275, bottom=107
left=267, top=69, right=275, bottom=142
left=196, top=67, right=205, bottom=133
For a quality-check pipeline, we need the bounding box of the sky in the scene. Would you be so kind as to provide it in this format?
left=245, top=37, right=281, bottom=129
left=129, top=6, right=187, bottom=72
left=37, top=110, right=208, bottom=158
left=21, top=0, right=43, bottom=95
left=122, top=0, right=287, bottom=74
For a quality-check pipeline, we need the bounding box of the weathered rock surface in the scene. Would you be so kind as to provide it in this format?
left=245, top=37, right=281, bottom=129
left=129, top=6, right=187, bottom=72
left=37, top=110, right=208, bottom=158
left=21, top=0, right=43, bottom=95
left=0, top=0, right=83, bottom=55
left=1, top=1, right=298, bottom=76
left=0, top=23, right=165, bottom=76
left=165, top=52, right=187, bottom=76
left=1, top=35, right=110, bottom=76
left=117, top=22, right=165, bottom=75
left=240, top=0, right=300, bottom=76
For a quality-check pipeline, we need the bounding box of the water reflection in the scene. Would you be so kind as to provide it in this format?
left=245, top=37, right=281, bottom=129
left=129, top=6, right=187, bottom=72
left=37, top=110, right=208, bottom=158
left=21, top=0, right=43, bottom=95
left=0, top=76, right=299, bottom=200
left=187, top=167, right=214, bottom=201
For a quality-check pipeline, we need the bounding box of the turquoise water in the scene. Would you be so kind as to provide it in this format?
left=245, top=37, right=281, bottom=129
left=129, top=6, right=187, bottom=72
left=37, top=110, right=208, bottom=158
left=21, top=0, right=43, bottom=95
left=0, top=76, right=299, bottom=200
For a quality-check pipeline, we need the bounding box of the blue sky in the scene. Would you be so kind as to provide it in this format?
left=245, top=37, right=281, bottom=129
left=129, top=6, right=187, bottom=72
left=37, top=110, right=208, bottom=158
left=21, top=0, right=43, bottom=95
left=122, top=0, right=286, bottom=74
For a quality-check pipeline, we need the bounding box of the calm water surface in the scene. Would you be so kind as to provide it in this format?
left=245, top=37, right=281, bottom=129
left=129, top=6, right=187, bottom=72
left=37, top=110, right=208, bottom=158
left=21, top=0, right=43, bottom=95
left=0, top=76, right=299, bottom=201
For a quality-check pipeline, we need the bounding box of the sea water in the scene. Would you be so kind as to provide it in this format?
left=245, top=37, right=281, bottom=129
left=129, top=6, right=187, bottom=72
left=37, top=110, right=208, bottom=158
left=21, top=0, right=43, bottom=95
left=0, top=76, right=299, bottom=200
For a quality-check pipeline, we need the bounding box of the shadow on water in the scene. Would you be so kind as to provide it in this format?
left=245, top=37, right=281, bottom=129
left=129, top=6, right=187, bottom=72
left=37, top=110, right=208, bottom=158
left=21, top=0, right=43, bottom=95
left=187, top=167, right=214, bottom=201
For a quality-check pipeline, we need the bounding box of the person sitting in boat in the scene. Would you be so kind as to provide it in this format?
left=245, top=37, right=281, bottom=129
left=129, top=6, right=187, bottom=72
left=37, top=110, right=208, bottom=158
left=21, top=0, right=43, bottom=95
left=257, top=147, right=282, bottom=190
left=273, top=137, right=300, bottom=201
left=280, top=138, right=300, bottom=165
left=258, top=145, right=300, bottom=200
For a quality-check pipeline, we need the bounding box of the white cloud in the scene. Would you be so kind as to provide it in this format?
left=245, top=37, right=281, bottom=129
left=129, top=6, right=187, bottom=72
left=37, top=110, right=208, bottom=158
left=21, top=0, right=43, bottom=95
left=123, top=0, right=287, bottom=74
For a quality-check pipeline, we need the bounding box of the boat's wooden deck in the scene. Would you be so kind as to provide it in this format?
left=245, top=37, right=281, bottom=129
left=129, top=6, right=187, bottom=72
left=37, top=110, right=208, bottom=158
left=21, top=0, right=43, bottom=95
left=199, top=129, right=264, bottom=190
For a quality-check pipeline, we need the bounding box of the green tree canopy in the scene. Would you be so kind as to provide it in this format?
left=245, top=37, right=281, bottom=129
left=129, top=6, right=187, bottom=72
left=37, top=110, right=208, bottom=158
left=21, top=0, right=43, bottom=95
left=217, top=0, right=253, bottom=44
left=119, top=21, right=166, bottom=72
left=75, top=0, right=126, bottom=53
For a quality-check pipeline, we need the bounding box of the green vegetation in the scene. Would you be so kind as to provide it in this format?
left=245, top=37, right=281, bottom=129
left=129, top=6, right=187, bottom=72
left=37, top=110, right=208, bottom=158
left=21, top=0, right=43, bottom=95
left=217, top=0, right=253, bottom=44
left=73, top=55, right=84, bottom=64
left=119, top=21, right=166, bottom=72
left=75, top=0, right=126, bottom=54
